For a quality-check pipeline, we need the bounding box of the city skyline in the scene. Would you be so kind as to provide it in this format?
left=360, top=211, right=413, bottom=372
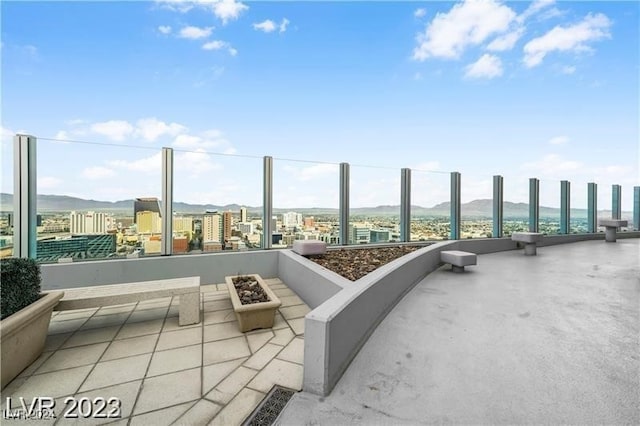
left=1, top=1, right=638, bottom=210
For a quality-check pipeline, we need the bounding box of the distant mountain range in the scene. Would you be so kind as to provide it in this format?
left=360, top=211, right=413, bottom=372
left=0, top=193, right=625, bottom=219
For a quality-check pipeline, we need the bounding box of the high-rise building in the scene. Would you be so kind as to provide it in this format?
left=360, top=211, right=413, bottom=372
left=223, top=211, right=233, bottom=242
left=238, top=222, right=253, bottom=235
left=271, top=216, right=278, bottom=233
left=134, top=198, right=161, bottom=224
left=173, top=216, right=193, bottom=233
left=70, top=211, right=109, bottom=234
left=283, top=212, right=303, bottom=229
left=136, top=211, right=161, bottom=234
left=203, top=212, right=223, bottom=242
left=240, top=207, right=247, bottom=223
left=349, top=224, right=370, bottom=244
left=304, top=217, right=316, bottom=229
left=370, top=229, right=391, bottom=243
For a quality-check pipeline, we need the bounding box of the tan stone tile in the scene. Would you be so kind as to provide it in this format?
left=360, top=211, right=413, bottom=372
left=80, top=313, right=130, bottom=331
left=203, top=308, right=236, bottom=325
left=70, top=380, right=142, bottom=425
left=116, top=318, right=163, bottom=340
left=17, top=351, right=54, bottom=378
left=36, top=343, right=109, bottom=374
left=244, top=343, right=283, bottom=371
left=133, top=368, right=201, bottom=415
left=44, top=332, right=72, bottom=352
left=129, top=401, right=195, bottom=426
left=205, top=366, right=258, bottom=405
left=273, top=288, right=295, bottom=297
left=202, top=358, right=247, bottom=395
left=215, top=283, right=228, bottom=291
left=208, top=388, right=265, bottom=426
left=136, top=297, right=172, bottom=309
left=276, top=337, right=304, bottom=365
left=272, top=313, right=289, bottom=330
left=246, top=330, right=274, bottom=353
left=279, top=304, right=310, bottom=320
left=127, top=307, right=168, bottom=324
left=263, top=278, right=282, bottom=286
left=203, top=322, right=244, bottom=342
left=200, top=284, right=218, bottom=293
left=174, top=399, right=222, bottom=426
left=80, top=353, right=151, bottom=392
left=94, top=303, right=136, bottom=316
left=101, top=334, right=158, bottom=361
left=204, top=299, right=233, bottom=312
left=162, top=316, right=201, bottom=333
left=48, top=318, right=88, bottom=335
left=53, top=309, right=97, bottom=321
left=147, top=344, right=202, bottom=377
left=203, top=337, right=250, bottom=366
left=269, top=327, right=295, bottom=346
left=62, top=325, right=121, bottom=349
left=288, top=317, right=305, bottom=336
left=10, top=365, right=92, bottom=400
left=279, top=295, right=305, bottom=307
left=156, top=327, right=202, bottom=351
left=247, top=359, right=303, bottom=393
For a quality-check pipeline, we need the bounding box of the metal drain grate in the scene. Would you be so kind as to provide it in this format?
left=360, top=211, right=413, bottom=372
left=243, top=385, right=296, bottom=426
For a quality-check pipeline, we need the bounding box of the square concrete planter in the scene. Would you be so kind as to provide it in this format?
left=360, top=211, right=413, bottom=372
left=225, top=274, right=281, bottom=332
left=1, top=291, right=64, bottom=389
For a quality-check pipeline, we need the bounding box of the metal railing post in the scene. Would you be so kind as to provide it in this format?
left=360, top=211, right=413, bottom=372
left=492, top=175, right=503, bottom=238
left=339, top=163, right=350, bottom=246
left=634, top=186, right=640, bottom=231
left=400, top=168, right=411, bottom=242
left=13, top=134, right=38, bottom=259
left=161, top=147, right=173, bottom=256
left=560, top=180, right=570, bottom=234
left=587, top=182, right=597, bottom=233
left=612, top=184, right=621, bottom=220
left=528, top=178, right=540, bottom=233
left=450, top=172, right=461, bottom=240
left=262, top=156, right=273, bottom=249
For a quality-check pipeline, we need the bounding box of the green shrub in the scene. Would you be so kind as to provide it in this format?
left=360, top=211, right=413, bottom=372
left=1, top=258, right=42, bottom=320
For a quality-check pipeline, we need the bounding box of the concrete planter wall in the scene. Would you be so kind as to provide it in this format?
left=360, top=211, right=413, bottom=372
left=1, top=291, right=64, bottom=390
left=225, top=274, right=282, bottom=332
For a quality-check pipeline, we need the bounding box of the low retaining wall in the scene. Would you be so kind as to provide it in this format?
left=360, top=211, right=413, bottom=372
left=41, top=250, right=280, bottom=290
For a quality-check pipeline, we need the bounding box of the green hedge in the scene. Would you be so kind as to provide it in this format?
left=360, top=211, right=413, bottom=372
left=1, top=258, right=42, bottom=320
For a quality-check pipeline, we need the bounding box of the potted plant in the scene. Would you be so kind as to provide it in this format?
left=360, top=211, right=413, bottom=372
left=224, top=274, right=281, bottom=332
left=1, top=258, right=64, bottom=390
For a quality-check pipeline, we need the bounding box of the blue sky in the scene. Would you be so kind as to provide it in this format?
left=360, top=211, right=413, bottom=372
left=1, top=0, right=638, bottom=211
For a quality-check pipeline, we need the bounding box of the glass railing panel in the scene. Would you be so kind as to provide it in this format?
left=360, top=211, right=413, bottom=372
left=35, top=138, right=162, bottom=263
left=410, top=170, right=450, bottom=241
left=0, top=133, right=13, bottom=258
left=350, top=165, right=399, bottom=245
left=460, top=173, right=493, bottom=239
left=173, top=151, right=262, bottom=253
left=621, top=186, right=633, bottom=232
left=570, top=181, right=589, bottom=234
left=539, top=179, right=561, bottom=235
left=502, top=175, right=529, bottom=237
left=273, top=159, right=339, bottom=248
left=596, top=184, right=613, bottom=233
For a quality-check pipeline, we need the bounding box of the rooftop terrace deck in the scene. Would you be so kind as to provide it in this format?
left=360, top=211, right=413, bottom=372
left=277, top=239, right=640, bottom=425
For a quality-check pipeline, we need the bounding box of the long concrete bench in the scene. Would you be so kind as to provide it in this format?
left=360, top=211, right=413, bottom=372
left=511, top=232, right=543, bottom=255
left=49, top=277, right=201, bottom=326
left=598, top=219, right=628, bottom=242
left=440, top=250, right=477, bottom=272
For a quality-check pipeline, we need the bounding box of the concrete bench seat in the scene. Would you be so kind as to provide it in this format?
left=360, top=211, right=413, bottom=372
left=598, top=219, right=628, bottom=242
left=49, top=277, right=201, bottom=326
left=511, top=232, right=543, bottom=255
left=440, top=250, right=477, bottom=273
left=292, top=240, right=327, bottom=256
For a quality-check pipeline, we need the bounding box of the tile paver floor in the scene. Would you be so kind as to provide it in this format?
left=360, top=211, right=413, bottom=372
left=2, top=278, right=308, bottom=426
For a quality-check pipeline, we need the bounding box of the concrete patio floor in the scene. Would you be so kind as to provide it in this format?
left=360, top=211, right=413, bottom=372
left=277, top=239, right=640, bottom=425
left=2, top=278, right=309, bottom=425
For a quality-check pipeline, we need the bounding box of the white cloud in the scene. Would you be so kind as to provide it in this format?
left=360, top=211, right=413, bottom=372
left=135, top=118, right=187, bottom=141
left=90, top=120, right=134, bottom=141
left=548, top=136, right=569, bottom=145
left=253, top=19, right=276, bottom=33
left=212, top=0, right=248, bottom=24
left=228, top=47, right=238, bottom=56
left=82, top=166, right=116, bottom=179
left=520, top=154, right=582, bottom=178
left=297, top=163, right=340, bottom=181
left=523, top=13, right=611, bottom=68
left=202, top=40, right=227, bottom=50
left=410, top=161, right=441, bottom=172
left=1, top=126, right=14, bottom=143
left=172, top=130, right=234, bottom=152
left=158, top=25, right=172, bottom=34
left=54, top=131, right=69, bottom=140
left=279, top=18, right=290, bottom=33
left=414, top=8, right=427, bottom=19
left=487, top=27, right=524, bottom=51
left=175, top=149, right=221, bottom=177
left=107, top=152, right=162, bottom=174
left=464, top=54, right=503, bottom=79
left=38, top=176, right=62, bottom=189
left=560, top=65, right=576, bottom=74
left=178, top=25, right=214, bottom=39
left=413, top=0, right=516, bottom=60
left=516, top=0, right=555, bottom=24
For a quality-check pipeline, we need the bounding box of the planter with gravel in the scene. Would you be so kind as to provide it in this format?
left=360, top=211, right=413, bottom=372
left=225, top=274, right=282, bottom=332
